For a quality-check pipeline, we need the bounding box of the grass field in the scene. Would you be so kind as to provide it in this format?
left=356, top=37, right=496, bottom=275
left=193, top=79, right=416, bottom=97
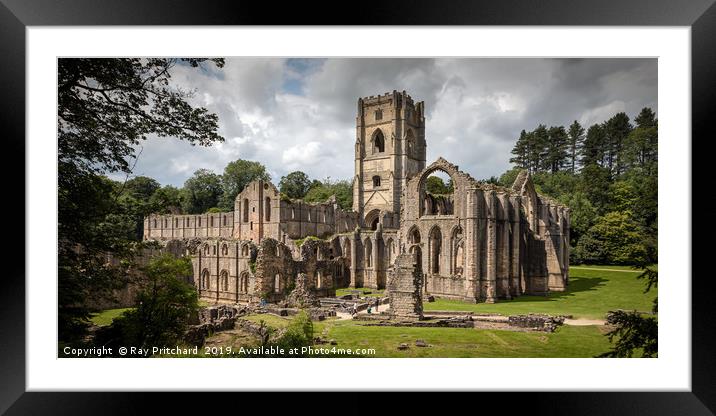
left=315, top=319, right=612, bottom=357
left=424, top=266, right=656, bottom=319
left=223, top=314, right=613, bottom=358
left=89, top=308, right=133, bottom=326
left=335, top=288, right=385, bottom=298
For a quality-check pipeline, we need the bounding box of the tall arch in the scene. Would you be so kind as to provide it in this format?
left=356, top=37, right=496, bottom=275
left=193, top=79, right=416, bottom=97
left=428, top=226, right=442, bottom=275
left=385, top=238, right=395, bottom=265
left=342, top=237, right=352, bottom=261
left=364, top=238, right=373, bottom=268
left=201, top=269, right=210, bottom=290
left=408, top=226, right=421, bottom=244
left=372, top=129, right=385, bottom=154
left=274, top=273, right=281, bottom=293
left=450, top=225, right=464, bottom=276
left=265, top=197, right=271, bottom=221
left=220, top=270, right=229, bottom=291
left=239, top=271, right=250, bottom=293
left=406, top=128, right=416, bottom=157
left=365, top=209, right=381, bottom=230
left=417, top=166, right=456, bottom=217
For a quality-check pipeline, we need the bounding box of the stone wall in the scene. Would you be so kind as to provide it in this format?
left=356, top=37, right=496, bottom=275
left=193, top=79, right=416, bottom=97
left=387, top=253, right=423, bottom=320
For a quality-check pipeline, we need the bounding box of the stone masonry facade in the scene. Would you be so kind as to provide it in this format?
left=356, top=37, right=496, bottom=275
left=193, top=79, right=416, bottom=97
left=143, top=90, right=570, bottom=304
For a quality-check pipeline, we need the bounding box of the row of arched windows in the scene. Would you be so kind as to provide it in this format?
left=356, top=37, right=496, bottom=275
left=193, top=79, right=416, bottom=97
left=151, top=215, right=231, bottom=229
left=405, top=225, right=465, bottom=276
left=200, top=269, right=251, bottom=293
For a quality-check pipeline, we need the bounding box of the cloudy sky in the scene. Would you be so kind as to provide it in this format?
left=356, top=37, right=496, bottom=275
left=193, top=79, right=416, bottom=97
left=123, top=58, right=657, bottom=187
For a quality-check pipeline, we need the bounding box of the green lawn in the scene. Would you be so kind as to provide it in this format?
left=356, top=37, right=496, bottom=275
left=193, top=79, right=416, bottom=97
left=243, top=313, right=293, bottom=329
left=424, top=267, right=657, bottom=319
left=225, top=314, right=612, bottom=358
left=335, top=288, right=385, bottom=298
left=317, top=320, right=611, bottom=358
left=89, top=307, right=133, bottom=326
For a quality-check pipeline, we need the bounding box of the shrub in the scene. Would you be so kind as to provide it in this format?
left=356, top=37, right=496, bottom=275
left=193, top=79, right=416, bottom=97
left=94, top=254, right=198, bottom=354
left=274, top=311, right=314, bottom=355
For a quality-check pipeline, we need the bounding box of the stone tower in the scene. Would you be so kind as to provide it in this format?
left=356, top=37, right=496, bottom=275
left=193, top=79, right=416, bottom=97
left=353, top=90, right=426, bottom=228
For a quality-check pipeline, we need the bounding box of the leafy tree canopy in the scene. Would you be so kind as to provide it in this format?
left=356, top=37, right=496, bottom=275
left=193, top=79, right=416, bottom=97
left=279, top=171, right=313, bottom=199
left=219, top=159, right=271, bottom=210
left=181, top=169, right=224, bottom=214
left=303, top=178, right=353, bottom=210
left=58, top=58, right=225, bottom=342
left=425, top=176, right=453, bottom=195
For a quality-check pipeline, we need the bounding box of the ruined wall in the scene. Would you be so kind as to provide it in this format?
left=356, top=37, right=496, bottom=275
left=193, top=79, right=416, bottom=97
left=278, top=197, right=358, bottom=241
left=387, top=252, right=423, bottom=320
left=512, top=170, right=570, bottom=292
left=252, top=237, right=342, bottom=303
left=144, top=212, right=234, bottom=240
left=193, top=239, right=256, bottom=303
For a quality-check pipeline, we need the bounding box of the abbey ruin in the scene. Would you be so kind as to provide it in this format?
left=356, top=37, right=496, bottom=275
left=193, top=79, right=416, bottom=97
left=143, top=91, right=571, bottom=305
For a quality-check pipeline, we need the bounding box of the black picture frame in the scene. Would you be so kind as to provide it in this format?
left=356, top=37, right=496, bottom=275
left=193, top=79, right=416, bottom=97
left=1, top=0, right=710, bottom=413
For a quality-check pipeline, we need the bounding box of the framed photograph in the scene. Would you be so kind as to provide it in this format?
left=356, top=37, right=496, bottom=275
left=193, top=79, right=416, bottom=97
left=4, top=0, right=711, bottom=413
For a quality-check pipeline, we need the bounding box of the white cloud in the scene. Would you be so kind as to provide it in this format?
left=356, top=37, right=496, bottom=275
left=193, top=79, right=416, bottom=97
left=125, top=58, right=657, bottom=187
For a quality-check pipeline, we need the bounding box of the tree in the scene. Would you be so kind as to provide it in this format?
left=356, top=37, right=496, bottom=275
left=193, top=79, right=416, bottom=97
left=124, top=176, right=160, bottom=200
left=59, top=58, right=224, bottom=176
left=58, top=58, right=224, bottom=342
left=542, top=125, right=569, bottom=173
left=425, top=176, right=452, bottom=194
left=574, top=211, right=649, bottom=265
left=604, top=112, right=633, bottom=175
left=115, top=176, right=163, bottom=240
left=634, top=107, right=657, bottom=129
left=530, top=125, right=549, bottom=173
left=149, top=185, right=184, bottom=214
left=181, top=169, right=224, bottom=214
left=219, top=159, right=271, bottom=210
left=560, top=192, right=596, bottom=247
left=509, top=130, right=529, bottom=169
left=578, top=164, right=612, bottom=215
left=95, top=254, right=199, bottom=353
left=498, top=167, right=522, bottom=188
left=279, top=171, right=313, bottom=199
left=621, top=108, right=657, bottom=173
left=581, top=124, right=607, bottom=168
left=567, top=120, right=585, bottom=173
left=303, top=178, right=353, bottom=210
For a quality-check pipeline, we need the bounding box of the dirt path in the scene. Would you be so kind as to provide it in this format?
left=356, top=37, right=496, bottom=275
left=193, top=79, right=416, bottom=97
left=563, top=318, right=606, bottom=326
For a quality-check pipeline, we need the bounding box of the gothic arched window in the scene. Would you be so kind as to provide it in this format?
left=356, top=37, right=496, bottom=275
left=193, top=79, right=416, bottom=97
left=372, top=130, right=385, bottom=154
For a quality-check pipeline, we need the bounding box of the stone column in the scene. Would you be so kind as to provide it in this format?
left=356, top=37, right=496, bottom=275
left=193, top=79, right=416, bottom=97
left=509, top=195, right=522, bottom=297
left=562, top=207, right=570, bottom=285
left=498, top=193, right=511, bottom=300
left=373, top=224, right=382, bottom=289
left=485, top=191, right=497, bottom=303
left=349, top=229, right=359, bottom=288
left=464, top=187, right=479, bottom=302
